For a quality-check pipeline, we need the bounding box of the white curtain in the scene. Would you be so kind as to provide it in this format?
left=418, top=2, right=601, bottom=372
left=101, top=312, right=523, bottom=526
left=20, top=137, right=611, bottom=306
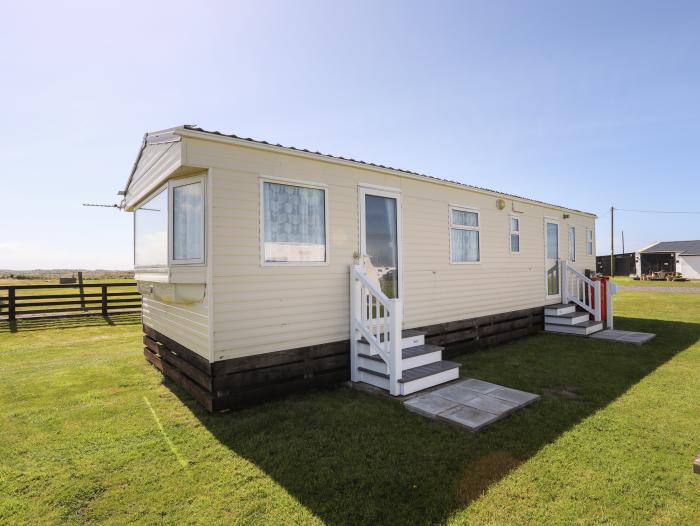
left=264, top=182, right=325, bottom=262
left=173, top=182, right=204, bottom=260
left=452, top=229, right=479, bottom=262
left=452, top=209, right=479, bottom=227
left=568, top=226, right=576, bottom=261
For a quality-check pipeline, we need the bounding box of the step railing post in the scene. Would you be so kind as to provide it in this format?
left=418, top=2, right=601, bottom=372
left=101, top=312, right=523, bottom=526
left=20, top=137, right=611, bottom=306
left=561, top=260, right=568, bottom=304
left=388, top=298, right=402, bottom=396
left=593, top=281, right=602, bottom=322
left=606, top=281, right=616, bottom=329
left=349, top=266, right=361, bottom=382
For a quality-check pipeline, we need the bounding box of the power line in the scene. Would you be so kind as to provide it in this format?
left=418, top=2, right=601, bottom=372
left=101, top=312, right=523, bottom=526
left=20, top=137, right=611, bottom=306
left=615, top=208, right=700, bottom=214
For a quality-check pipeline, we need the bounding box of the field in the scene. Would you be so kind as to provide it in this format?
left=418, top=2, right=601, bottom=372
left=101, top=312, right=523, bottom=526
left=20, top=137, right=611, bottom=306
left=1, top=289, right=699, bottom=525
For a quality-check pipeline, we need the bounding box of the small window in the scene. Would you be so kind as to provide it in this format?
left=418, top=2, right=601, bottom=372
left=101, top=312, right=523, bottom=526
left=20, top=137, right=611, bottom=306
left=450, top=206, right=480, bottom=263
left=568, top=225, right=576, bottom=262
left=510, top=217, right=520, bottom=253
left=263, top=181, right=327, bottom=263
left=172, top=180, right=205, bottom=263
left=586, top=228, right=594, bottom=256
left=134, top=188, right=168, bottom=268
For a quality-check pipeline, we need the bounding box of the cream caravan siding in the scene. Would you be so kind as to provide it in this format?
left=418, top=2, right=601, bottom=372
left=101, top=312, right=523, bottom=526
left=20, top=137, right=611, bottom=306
left=141, top=293, right=209, bottom=358
left=184, top=137, right=595, bottom=361
left=124, top=141, right=182, bottom=210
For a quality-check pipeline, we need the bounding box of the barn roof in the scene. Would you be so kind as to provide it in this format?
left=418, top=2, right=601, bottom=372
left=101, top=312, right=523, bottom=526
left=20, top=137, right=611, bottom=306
left=641, top=240, right=700, bottom=255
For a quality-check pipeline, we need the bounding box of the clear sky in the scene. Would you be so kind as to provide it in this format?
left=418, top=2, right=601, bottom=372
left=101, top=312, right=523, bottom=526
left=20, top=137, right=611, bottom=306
left=2, top=0, right=698, bottom=269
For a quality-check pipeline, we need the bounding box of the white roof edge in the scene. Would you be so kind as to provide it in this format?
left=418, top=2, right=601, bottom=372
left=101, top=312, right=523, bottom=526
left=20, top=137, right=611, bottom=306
left=173, top=127, right=598, bottom=219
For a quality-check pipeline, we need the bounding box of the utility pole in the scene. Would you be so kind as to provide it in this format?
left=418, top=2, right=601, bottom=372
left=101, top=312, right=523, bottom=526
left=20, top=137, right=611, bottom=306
left=622, top=230, right=625, bottom=254
left=610, top=206, right=615, bottom=276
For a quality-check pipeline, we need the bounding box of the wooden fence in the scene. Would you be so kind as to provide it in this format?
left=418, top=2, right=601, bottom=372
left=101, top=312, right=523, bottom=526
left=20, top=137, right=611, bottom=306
left=0, top=282, right=141, bottom=320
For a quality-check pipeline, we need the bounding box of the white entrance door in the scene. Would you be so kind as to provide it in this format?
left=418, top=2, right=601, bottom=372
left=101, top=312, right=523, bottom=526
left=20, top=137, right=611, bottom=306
left=545, top=219, right=561, bottom=302
left=359, top=187, right=402, bottom=300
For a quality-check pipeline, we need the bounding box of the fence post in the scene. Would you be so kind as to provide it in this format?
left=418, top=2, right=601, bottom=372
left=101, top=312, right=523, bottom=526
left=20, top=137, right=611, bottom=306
left=101, top=285, right=108, bottom=316
left=8, top=288, right=16, bottom=321
left=77, top=271, right=86, bottom=310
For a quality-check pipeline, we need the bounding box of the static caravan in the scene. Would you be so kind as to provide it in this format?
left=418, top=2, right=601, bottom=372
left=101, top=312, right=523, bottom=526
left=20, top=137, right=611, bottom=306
left=122, top=125, right=603, bottom=411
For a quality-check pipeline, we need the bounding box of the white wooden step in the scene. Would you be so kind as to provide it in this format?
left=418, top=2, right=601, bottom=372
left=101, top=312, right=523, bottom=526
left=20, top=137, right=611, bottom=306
left=545, top=311, right=590, bottom=326
left=357, top=344, right=443, bottom=373
left=358, top=329, right=424, bottom=355
left=357, top=360, right=460, bottom=396
left=545, top=320, right=604, bottom=336
left=544, top=303, right=577, bottom=316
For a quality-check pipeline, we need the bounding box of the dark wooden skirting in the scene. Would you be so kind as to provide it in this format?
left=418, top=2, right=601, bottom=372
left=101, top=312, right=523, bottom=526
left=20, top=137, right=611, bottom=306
left=413, top=306, right=544, bottom=359
left=142, top=306, right=543, bottom=412
left=143, top=324, right=349, bottom=412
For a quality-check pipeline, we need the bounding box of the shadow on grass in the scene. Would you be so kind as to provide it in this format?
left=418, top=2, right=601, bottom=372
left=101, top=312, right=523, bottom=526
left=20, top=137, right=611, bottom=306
left=0, top=312, right=141, bottom=333
left=166, top=316, right=698, bottom=525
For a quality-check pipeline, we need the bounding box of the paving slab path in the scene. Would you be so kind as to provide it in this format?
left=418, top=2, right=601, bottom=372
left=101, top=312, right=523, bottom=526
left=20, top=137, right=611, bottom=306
left=403, top=378, right=539, bottom=432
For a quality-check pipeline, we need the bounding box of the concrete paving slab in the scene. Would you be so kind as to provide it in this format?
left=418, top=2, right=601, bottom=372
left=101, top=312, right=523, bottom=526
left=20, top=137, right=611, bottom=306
left=462, top=393, right=518, bottom=414
left=432, top=382, right=482, bottom=404
left=458, top=378, right=501, bottom=394
left=404, top=392, right=460, bottom=418
left=438, top=405, right=500, bottom=431
left=590, top=329, right=656, bottom=345
left=403, top=378, right=540, bottom=432
left=488, top=387, right=540, bottom=406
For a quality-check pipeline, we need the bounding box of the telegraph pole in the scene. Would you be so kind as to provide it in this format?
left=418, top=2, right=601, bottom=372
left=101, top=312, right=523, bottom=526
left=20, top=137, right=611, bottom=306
left=610, top=206, right=615, bottom=276
left=622, top=230, right=625, bottom=254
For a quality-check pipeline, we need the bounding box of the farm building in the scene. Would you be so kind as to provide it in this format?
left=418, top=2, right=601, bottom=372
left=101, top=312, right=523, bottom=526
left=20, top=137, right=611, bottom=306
left=635, top=240, right=700, bottom=279
left=122, top=125, right=610, bottom=411
left=596, top=252, right=636, bottom=276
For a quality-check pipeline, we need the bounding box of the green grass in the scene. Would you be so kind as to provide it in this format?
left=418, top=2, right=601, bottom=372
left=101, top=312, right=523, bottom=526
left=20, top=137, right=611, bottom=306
left=1, top=292, right=699, bottom=525
left=613, top=276, right=700, bottom=287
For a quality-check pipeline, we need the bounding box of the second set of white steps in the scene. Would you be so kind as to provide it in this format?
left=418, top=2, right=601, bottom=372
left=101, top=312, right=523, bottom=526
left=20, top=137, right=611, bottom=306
left=544, top=303, right=604, bottom=336
left=356, top=329, right=460, bottom=395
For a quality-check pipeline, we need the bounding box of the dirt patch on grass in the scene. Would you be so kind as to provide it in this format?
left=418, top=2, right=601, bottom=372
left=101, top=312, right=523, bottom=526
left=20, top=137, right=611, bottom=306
left=458, top=451, right=522, bottom=504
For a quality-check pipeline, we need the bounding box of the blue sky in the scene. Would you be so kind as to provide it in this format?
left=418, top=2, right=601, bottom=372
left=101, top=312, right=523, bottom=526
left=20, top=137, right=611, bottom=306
left=1, top=0, right=698, bottom=269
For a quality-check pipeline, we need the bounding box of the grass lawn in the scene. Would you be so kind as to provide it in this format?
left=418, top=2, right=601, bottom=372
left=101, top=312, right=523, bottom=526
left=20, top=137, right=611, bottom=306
left=613, top=276, right=700, bottom=288
left=1, top=291, right=699, bottom=525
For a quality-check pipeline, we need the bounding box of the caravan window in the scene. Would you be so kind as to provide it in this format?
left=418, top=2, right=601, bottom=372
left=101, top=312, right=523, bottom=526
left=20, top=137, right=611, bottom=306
left=172, top=179, right=205, bottom=263
left=586, top=229, right=594, bottom=256
left=450, top=206, right=480, bottom=263
left=134, top=189, right=168, bottom=268
left=262, top=181, right=327, bottom=264
left=510, top=216, right=520, bottom=253
left=568, top=226, right=576, bottom=262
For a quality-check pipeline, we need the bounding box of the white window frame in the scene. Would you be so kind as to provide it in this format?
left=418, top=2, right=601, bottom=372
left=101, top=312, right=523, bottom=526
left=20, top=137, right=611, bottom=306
left=170, top=175, right=206, bottom=266
left=259, top=176, right=330, bottom=267
left=568, top=224, right=576, bottom=262
left=449, top=204, right=481, bottom=265
left=586, top=228, right=594, bottom=256
left=133, top=184, right=168, bottom=270
left=509, top=215, right=521, bottom=254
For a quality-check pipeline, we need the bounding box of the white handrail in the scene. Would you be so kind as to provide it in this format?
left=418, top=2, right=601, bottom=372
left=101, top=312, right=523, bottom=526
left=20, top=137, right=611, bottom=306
left=350, top=264, right=402, bottom=395
left=562, top=261, right=601, bottom=321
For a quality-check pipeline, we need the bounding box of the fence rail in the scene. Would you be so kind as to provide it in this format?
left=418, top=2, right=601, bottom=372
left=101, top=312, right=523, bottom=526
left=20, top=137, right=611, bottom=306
left=0, top=282, right=141, bottom=320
